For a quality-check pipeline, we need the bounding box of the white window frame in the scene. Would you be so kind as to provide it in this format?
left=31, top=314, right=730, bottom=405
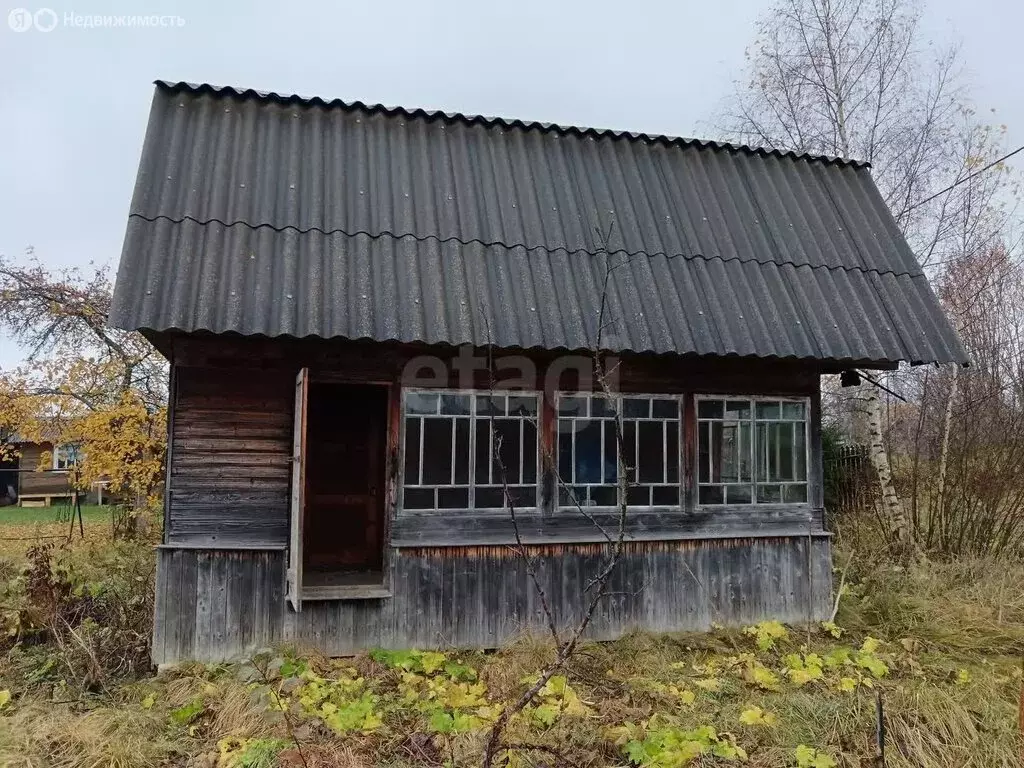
left=399, top=388, right=542, bottom=513
left=556, top=392, right=683, bottom=510
left=53, top=444, right=80, bottom=470
left=695, top=394, right=811, bottom=507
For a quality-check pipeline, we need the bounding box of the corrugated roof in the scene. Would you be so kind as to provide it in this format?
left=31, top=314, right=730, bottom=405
left=110, top=81, right=968, bottom=366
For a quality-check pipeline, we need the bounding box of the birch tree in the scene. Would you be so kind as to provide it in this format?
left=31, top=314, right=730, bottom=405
left=720, top=0, right=1014, bottom=552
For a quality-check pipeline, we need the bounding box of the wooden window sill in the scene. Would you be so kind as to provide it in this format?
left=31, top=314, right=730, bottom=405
left=301, top=584, right=392, bottom=600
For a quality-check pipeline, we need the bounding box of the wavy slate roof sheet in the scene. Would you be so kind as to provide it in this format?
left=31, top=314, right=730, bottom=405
left=110, top=80, right=968, bottom=366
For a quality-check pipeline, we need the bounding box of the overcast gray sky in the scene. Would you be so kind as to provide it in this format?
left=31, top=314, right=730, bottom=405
left=1, top=0, right=1021, bottom=368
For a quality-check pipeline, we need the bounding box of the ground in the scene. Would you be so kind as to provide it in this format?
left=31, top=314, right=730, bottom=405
left=0, top=516, right=1020, bottom=767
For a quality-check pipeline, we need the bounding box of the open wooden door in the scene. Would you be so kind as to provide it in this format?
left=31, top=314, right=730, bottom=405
left=287, top=367, right=309, bottom=612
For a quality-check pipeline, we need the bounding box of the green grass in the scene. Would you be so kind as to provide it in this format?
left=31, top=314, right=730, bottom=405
left=0, top=504, right=112, bottom=525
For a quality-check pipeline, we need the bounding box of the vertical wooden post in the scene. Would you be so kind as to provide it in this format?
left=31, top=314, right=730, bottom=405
left=682, top=393, right=696, bottom=513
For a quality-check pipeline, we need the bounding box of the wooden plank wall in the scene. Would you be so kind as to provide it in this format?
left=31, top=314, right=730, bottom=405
left=168, top=368, right=294, bottom=547
left=153, top=548, right=286, bottom=664
left=17, top=443, right=71, bottom=498
left=153, top=536, right=832, bottom=664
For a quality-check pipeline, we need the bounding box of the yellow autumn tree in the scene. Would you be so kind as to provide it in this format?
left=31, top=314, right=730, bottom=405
left=0, top=249, right=167, bottom=521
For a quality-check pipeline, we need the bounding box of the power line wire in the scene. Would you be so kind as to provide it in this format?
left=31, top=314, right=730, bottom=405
left=905, top=144, right=1024, bottom=214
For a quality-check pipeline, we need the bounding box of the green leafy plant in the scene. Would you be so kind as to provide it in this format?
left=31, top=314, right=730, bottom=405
left=610, top=716, right=747, bottom=766
left=170, top=697, right=205, bottom=726
left=794, top=744, right=837, bottom=767
left=743, top=620, right=788, bottom=651
left=217, top=737, right=289, bottom=768
left=294, top=667, right=382, bottom=734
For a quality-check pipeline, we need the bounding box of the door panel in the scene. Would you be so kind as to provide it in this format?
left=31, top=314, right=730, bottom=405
left=287, top=368, right=308, bottom=612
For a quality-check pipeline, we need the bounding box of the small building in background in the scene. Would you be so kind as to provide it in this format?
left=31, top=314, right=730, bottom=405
left=110, top=81, right=967, bottom=665
left=0, top=436, right=80, bottom=508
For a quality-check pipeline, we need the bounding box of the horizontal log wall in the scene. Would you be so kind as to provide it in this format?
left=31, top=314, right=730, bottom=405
left=154, top=535, right=832, bottom=664
left=168, top=368, right=294, bottom=547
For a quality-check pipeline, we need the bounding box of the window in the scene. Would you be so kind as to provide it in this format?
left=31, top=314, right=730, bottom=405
left=557, top=393, right=680, bottom=507
left=697, top=397, right=808, bottom=505
left=53, top=444, right=80, bottom=470
left=402, top=390, right=539, bottom=511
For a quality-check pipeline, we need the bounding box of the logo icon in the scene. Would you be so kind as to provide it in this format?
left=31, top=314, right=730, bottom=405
left=34, top=8, right=57, bottom=31
left=8, top=8, right=33, bottom=31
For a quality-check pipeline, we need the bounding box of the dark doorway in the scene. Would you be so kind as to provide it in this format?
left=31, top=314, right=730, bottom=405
left=0, top=454, right=18, bottom=506
left=302, top=382, right=388, bottom=588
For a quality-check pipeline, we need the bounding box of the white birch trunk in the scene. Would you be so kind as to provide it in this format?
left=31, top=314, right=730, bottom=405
left=934, top=364, right=958, bottom=524
left=862, top=385, right=912, bottom=549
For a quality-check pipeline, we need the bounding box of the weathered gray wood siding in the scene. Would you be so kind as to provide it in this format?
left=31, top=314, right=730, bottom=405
left=153, top=535, right=831, bottom=664
left=153, top=548, right=286, bottom=663
left=167, top=368, right=293, bottom=547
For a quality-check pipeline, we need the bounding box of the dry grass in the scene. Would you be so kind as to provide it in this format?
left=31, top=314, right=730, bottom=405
left=0, top=701, right=174, bottom=768
left=0, top=554, right=1020, bottom=767
left=0, top=518, right=112, bottom=563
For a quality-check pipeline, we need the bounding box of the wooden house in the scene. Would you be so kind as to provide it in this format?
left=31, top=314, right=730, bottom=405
left=0, top=438, right=78, bottom=507
left=110, top=81, right=967, bottom=665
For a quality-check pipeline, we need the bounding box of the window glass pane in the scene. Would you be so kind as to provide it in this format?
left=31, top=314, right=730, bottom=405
left=666, top=421, right=679, bottom=484
left=454, top=419, right=470, bottom=484
left=591, top=396, right=615, bottom=417
left=698, top=421, right=711, bottom=483
left=573, top=420, right=602, bottom=483
left=652, top=399, right=678, bottom=419
left=710, top=422, right=725, bottom=481
left=404, top=418, right=421, bottom=484
left=406, top=392, right=438, bottom=414
left=638, top=421, right=664, bottom=483
left=756, top=422, right=769, bottom=481
left=438, top=488, right=469, bottom=508
left=506, top=486, right=536, bottom=508
left=475, top=487, right=505, bottom=508
left=784, top=484, right=807, bottom=503
left=508, top=396, right=537, bottom=416
left=696, top=394, right=807, bottom=507
left=652, top=485, right=678, bottom=506
left=699, top=485, right=724, bottom=504
left=776, top=422, right=794, bottom=481
left=403, top=389, right=541, bottom=512
left=718, top=422, right=740, bottom=483
left=726, top=484, right=752, bottom=504
left=739, top=422, right=752, bottom=481
left=725, top=400, right=751, bottom=420
left=522, top=421, right=537, bottom=484
left=794, top=424, right=807, bottom=481
left=476, top=394, right=505, bottom=416
left=558, top=420, right=573, bottom=480
left=603, top=421, right=618, bottom=484
left=404, top=488, right=434, bottom=509
left=475, top=421, right=490, bottom=485
left=559, top=485, right=582, bottom=506
left=495, top=418, right=521, bottom=484
left=422, top=419, right=453, bottom=484
left=559, top=396, right=588, bottom=416
left=590, top=486, right=617, bottom=506
left=698, top=400, right=723, bottom=419
left=782, top=402, right=805, bottom=420
left=627, top=486, right=650, bottom=505
left=441, top=394, right=471, bottom=415
left=623, top=399, right=649, bottom=418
